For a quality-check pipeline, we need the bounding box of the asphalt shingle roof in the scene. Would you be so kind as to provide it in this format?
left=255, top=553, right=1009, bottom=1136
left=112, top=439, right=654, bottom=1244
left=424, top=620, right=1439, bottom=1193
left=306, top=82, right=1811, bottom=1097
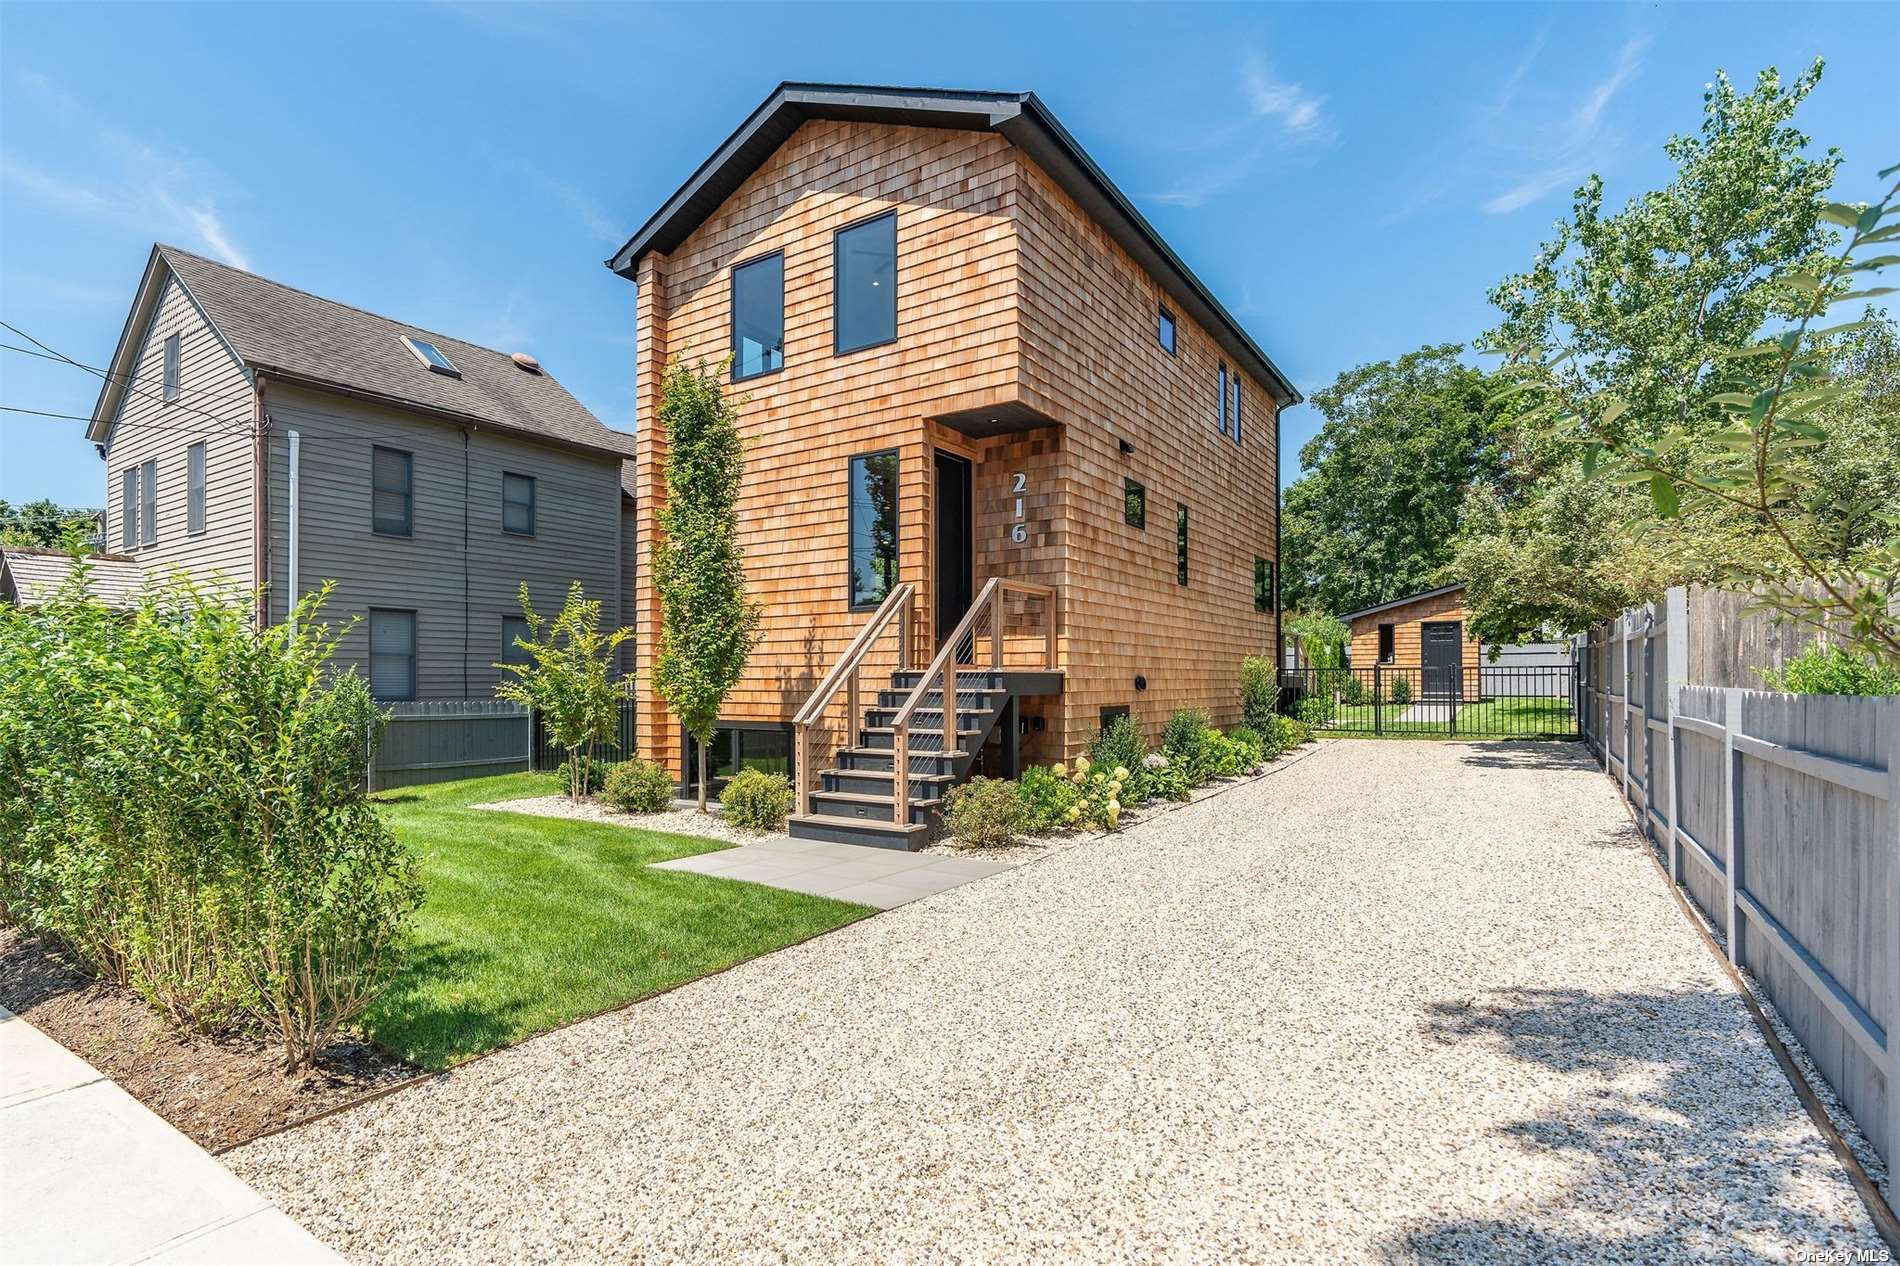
left=157, top=245, right=633, bottom=457
left=2, top=548, right=144, bottom=608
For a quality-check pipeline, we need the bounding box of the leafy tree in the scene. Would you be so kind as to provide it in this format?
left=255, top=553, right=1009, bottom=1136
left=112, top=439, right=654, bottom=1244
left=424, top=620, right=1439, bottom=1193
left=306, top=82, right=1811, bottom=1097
left=495, top=582, right=632, bottom=802
left=1281, top=345, right=1506, bottom=615
left=0, top=498, right=100, bottom=549
left=652, top=360, right=763, bottom=811
left=1285, top=611, right=1349, bottom=672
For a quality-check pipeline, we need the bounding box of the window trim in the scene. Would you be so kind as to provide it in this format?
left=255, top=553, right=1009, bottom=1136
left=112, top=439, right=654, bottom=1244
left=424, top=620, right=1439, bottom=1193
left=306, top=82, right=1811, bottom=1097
left=728, top=248, right=786, bottom=383
left=371, top=445, right=414, bottom=538
left=832, top=209, right=899, bottom=357
left=399, top=335, right=461, bottom=378
left=162, top=332, right=181, bottom=403
left=1176, top=502, right=1189, bottom=586
left=1156, top=304, right=1177, bottom=356
left=1123, top=477, right=1147, bottom=530
left=1378, top=623, right=1396, bottom=665
left=368, top=607, right=419, bottom=702
left=186, top=441, right=207, bottom=536
left=501, top=471, right=536, bottom=537
left=846, top=447, right=901, bottom=612
left=139, top=458, right=156, bottom=547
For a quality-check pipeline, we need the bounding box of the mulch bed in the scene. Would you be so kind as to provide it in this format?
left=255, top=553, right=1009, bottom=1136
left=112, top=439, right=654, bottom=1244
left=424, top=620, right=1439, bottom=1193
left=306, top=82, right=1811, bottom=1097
left=0, top=925, right=418, bottom=1152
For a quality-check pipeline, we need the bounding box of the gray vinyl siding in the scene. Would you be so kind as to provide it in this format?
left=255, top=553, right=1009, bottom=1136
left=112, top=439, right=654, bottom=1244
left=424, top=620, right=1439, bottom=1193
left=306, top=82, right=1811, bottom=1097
left=100, top=273, right=254, bottom=591
left=618, top=497, right=638, bottom=681
left=263, top=382, right=622, bottom=701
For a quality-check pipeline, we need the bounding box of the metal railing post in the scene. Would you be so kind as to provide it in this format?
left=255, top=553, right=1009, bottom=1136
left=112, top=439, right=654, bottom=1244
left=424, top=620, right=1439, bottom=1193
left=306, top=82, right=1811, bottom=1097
left=1374, top=663, right=1383, bottom=736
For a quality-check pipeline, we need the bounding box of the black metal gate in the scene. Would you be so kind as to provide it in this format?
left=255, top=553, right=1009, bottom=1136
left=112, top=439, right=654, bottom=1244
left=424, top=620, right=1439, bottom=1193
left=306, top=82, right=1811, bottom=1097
left=1278, top=664, right=1580, bottom=739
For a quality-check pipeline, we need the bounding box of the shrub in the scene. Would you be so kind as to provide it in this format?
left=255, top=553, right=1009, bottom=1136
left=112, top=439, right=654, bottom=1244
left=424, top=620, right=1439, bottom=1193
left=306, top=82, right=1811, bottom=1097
left=1162, top=708, right=1215, bottom=779
left=1757, top=644, right=1900, bottom=696
left=944, top=776, right=1029, bottom=847
left=1340, top=674, right=1370, bottom=706
left=720, top=768, right=792, bottom=832
left=1016, top=764, right=1082, bottom=832
left=495, top=582, right=632, bottom=803
left=604, top=758, right=675, bottom=813
left=1067, top=756, right=1130, bottom=831
left=555, top=753, right=607, bottom=796
left=1265, top=713, right=1309, bottom=753
left=1091, top=714, right=1152, bottom=801
left=1149, top=759, right=1193, bottom=801
left=1228, top=726, right=1266, bottom=773
left=1293, top=694, right=1334, bottom=726
left=1389, top=676, right=1414, bottom=706
left=1239, top=656, right=1278, bottom=730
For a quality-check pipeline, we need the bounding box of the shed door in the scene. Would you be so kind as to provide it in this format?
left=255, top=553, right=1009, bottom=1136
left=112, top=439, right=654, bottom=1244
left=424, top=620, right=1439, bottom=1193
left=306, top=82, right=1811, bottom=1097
left=1422, top=622, right=1463, bottom=699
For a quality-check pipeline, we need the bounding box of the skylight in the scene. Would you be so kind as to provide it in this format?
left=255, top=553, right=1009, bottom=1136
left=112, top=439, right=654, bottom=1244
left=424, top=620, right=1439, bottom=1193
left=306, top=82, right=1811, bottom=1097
left=400, top=335, right=460, bottom=378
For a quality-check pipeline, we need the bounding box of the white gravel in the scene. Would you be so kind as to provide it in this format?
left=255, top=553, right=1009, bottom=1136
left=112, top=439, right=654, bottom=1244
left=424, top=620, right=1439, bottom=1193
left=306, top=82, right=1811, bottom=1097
left=232, top=740, right=1882, bottom=1263
left=470, top=794, right=764, bottom=847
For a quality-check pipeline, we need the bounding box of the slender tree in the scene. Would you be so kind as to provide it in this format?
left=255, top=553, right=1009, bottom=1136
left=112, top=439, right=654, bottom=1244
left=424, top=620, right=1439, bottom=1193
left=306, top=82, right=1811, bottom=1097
left=495, top=582, right=632, bottom=802
left=652, top=359, right=763, bottom=811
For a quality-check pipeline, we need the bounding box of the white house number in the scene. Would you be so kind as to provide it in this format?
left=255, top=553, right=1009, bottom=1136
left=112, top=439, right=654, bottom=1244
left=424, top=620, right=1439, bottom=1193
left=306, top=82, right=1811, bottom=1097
left=1009, top=472, right=1028, bottom=543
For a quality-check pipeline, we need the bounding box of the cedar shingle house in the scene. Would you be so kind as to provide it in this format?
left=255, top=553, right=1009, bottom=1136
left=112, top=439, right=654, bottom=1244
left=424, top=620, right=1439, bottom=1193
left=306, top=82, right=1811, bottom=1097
left=612, top=84, right=1300, bottom=846
left=87, top=245, right=636, bottom=699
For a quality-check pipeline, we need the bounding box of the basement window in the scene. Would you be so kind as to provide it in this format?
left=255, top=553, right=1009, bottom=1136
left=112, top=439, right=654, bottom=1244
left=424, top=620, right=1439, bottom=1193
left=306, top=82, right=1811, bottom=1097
left=400, top=335, right=461, bottom=378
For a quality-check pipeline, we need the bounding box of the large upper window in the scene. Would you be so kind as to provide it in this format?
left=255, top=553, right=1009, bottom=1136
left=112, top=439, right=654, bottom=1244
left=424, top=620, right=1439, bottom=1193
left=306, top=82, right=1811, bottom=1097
left=848, top=449, right=899, bottom=609
left=369, top=609, right=417, bottom=701
left=1176, top=503, right=1189, bottom=585
left=139, top=459, right=156, bottom=546
left=119, top=467, right=138, bottom=550
left=502, top=472, right=535, bottom=536
left=834, top=211, right=896, bottom=354
left=372, top=446, right=413, bottom=537
left=162, top=333, right=181, bottom=402
left=730, top=251, right=784, bottom=380
left=1157, top=306, right=1177, bottom=355
left=187, top=441, right=206, bottom=535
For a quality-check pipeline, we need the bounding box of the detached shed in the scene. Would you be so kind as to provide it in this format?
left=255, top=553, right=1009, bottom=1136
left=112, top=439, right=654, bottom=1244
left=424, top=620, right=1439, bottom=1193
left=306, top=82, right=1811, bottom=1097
left=1, top=547, right=144, bottom=610
left=1342, top=583, right=1481, bottom=698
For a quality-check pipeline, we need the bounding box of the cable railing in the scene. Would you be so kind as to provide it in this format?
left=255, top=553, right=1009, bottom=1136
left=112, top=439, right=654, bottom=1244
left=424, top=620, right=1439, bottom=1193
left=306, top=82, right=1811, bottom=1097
left=791, top=584, right=915, bottom=817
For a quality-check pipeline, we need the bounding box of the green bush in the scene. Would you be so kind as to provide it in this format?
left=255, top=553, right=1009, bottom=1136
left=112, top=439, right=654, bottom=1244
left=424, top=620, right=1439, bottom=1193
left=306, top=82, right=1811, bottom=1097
left=720, top=768, right=792, bottom=832
left=1265, top=713, right=1310, bottom=752
left=1228, top=726, right=1266, bottom=772
left=1239, top=656, right=1278, bottom=730
left=1162, top=708, right=1214, bottom=779
left=603, top=758, right=675, bottom=813
left=1090, top=714, right=1152, bottom=801
left=1757, top=644, right=1900, bottom=695
left=1067, top=757, right=1130, bottom=830
left=1340, top=674, right=1370, bottom=706
left=1148, top=759, right=1193, bottom=801
left=1390, top=676, right=1414, bottom=706
left=555, top=753, right=608, bottom=795
left=0, top=575, right=421, bottom=1069
left=1016, top=764, right=1082, bottom=832
left=944, top=776, right=1029, bottom=847
left=1293, top=694, right=1334, bottom=726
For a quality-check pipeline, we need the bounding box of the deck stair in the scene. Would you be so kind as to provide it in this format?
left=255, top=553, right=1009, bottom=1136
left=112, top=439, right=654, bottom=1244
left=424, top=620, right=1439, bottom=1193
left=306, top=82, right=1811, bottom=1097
left=790, top=579, right=1057, bottom=850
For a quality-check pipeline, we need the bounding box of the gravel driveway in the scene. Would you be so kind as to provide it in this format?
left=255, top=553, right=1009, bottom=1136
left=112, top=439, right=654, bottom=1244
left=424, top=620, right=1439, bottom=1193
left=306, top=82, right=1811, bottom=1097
left=229, top=741, right=1882, bottom=1263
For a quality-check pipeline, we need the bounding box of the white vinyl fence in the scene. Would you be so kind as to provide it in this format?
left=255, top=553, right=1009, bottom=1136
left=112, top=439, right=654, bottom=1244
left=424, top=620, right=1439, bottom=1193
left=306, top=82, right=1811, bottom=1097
left=1578, top=591, right=1900, bottom=1204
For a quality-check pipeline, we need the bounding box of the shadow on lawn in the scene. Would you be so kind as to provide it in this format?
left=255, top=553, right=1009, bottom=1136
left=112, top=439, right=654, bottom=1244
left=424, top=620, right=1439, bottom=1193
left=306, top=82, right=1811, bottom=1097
left=365, top=939, right=535, bottom=1069
left=1384, top=984, right=1873, bottom=1262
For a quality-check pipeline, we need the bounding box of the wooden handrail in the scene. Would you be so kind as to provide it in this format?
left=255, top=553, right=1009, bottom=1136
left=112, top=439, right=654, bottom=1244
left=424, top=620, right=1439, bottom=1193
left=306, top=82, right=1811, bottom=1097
left=792, top=584, right=914, bottom=816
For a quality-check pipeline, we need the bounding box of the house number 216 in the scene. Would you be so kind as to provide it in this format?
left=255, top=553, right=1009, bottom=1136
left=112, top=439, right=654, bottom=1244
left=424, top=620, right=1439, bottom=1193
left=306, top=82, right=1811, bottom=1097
left=1009, top=473, right=1028, bottom=543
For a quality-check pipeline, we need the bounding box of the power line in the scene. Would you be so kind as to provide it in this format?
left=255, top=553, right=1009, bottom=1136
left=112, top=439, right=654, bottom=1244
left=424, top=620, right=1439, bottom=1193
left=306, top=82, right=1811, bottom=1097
left=0, top=321, right=252, bottom=436
left=0, top=341, right=259, bottom=425
left=2, top=404, right=96, bottom=422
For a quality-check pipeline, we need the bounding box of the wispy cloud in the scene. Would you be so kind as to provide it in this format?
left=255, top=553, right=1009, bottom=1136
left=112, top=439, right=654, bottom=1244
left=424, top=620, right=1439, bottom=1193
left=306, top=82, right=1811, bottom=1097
left=515, top=159, right=621, bottom=245
left=1149, top=49, right=1335, bottom=208
left=1243, top=53, right=1333, bottom=141
left=1479, top=35, right=1647, bottom=216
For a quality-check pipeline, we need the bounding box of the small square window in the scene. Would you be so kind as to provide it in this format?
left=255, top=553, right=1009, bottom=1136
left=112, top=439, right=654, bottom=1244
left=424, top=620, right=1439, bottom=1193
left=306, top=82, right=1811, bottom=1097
left=1378, top=623, right=1396, bottom=664
left=502, top=472, right=535, bottom=535
left=162, top=333, right=181, bottom=402
left=1157, top=306, right=1176, bottom=355
left=400, top=335, right=460, bottom=378
left=1123, top=478, right=1146, bottom=529
left=1100, top=705, right=1130, bottom=730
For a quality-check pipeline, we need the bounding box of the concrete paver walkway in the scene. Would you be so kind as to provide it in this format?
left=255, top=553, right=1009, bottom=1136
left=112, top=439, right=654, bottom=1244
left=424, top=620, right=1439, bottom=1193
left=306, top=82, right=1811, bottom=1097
left=651, top=835, right=1010, bottom=908
left=0, top=1006, right=341, bottom=1266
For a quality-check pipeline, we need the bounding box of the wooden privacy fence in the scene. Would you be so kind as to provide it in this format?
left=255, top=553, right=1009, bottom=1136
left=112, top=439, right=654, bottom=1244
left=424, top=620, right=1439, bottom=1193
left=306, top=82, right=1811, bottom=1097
left=368, top=697, right=638, bottom=790
left=1578, top=594, right=1900, bottom=1203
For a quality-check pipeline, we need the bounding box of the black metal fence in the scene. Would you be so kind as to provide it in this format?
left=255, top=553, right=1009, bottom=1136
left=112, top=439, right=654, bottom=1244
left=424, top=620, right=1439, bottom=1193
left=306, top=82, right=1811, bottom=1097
left=1278, top=664, right=1580, bottom=739
left=532, top=697, right=638, bottom=772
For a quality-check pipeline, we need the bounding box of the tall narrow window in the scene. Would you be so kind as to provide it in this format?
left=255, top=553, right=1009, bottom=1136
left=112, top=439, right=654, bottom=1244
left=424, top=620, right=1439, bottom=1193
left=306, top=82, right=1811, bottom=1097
left=848, top=449, right=899, bottom=609
left=835, top=211, right=897, bottom=354
left=162, top=333, right=181, bottom=403
left=187, top=441, right=206, bottom=534
left=1255, top=558, right=1270, bottom=612
left=139, top=459, right=156, bottom=546
left=1378, top=623, right=1396, bottom=664
left=1232, top=378, right=1243, bottom=447
left=372, top=446, right=413, bottom=536
left=1218, top=363, right=1230, bottom=437
left=1157, top=305, right=1177, bottom=355
left=501, top=472, right=535, bottom=536
left=368, top=609, right=417, bottom=701
left=730, top=251, right=784, bottom=380
left=120, top=467, right=138, bottom=550
left=1176, top=503, right=1189, bottom=585
left=1124, top=477, right=1147, bottom=529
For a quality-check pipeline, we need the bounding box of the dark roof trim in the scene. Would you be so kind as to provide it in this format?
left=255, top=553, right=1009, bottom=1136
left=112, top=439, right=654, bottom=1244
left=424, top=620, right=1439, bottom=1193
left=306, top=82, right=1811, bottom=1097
left=607, top=83, right=1300, bottom=406
left=1340, top=583, right=1467, bottom=624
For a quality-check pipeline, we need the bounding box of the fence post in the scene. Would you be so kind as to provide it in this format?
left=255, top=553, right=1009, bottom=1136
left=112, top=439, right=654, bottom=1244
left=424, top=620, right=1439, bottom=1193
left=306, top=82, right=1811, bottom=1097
left=1619, top=614, right=1631, bottom=807
left=1722, top=687, right=1743, bottom=966
left=1885, top=695, right=1900, bottom=1205
left=1374, top=663, right=1383, bottom=736
left=1664, top=588, right=1687, bottom=885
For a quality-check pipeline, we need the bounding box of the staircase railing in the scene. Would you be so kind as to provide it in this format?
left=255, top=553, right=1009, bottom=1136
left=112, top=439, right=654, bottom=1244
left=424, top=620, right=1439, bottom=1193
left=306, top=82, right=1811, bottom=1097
left=792, top=583, right=915, bottom=817
left=889, top=578, right=1057, bottom=824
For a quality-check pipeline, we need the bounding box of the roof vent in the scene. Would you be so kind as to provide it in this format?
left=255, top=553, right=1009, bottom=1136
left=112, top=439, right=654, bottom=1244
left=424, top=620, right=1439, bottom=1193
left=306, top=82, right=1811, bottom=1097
left=511, top=352, right=543, bottom=374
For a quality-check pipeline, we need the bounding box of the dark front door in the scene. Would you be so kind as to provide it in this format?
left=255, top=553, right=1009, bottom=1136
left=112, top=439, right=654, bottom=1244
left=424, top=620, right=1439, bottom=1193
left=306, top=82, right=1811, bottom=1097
left=934, top=452, right=974, bottom=650
left=1422, top=621, right=1463, bottom=699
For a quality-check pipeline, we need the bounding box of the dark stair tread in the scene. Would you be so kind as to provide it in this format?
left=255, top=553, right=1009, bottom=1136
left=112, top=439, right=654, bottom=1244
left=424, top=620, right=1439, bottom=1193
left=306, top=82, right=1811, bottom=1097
left=787, top=815, right=929, bottom=849
left=860, top=725, right=987, bottom=738
left=809, top=789, right=944, bottom=809
left=824, top=768, right=955, bottom=784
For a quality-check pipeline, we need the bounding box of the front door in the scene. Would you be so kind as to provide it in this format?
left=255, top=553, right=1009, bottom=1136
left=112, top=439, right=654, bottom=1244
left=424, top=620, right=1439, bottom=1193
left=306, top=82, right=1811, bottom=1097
left=934, top=452, right=974, bottom=650
left=1422, top=621, right=1463, bottom=699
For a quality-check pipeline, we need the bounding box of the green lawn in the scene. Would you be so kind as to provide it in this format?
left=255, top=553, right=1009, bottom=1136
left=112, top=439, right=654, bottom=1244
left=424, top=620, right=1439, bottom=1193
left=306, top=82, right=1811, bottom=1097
left=364, top=773, right=869, bottom=1069
left=1314, top=695, right=1576, bottom=738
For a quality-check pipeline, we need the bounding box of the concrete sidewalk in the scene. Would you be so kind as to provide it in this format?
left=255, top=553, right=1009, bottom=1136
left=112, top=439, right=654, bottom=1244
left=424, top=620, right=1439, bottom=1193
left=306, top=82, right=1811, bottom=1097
left=651, top=835, right=1010, bottom=908
left=0, top=1005, right=343, bottom=1266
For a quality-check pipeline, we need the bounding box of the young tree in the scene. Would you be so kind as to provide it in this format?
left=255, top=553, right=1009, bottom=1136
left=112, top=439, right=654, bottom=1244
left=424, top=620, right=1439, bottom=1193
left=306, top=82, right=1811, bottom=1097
left=495, top=582, right=632, bottom=801
left=652, top=360, right=763, bottom=811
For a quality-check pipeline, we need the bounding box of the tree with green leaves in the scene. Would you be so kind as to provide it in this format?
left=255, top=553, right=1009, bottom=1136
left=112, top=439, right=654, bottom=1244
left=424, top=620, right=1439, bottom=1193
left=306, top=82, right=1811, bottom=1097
left=495, top=582, right=632, bottom=802
left=652, top=359, right=763, bottom=811
left=0, top=499, right=100, bottom=550
left=1280, top=344, right=1506, bottom=615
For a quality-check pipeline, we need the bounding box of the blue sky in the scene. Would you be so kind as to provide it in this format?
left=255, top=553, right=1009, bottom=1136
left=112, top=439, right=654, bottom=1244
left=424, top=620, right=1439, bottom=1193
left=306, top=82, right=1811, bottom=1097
left=2, top=1, right=1893, bottom=508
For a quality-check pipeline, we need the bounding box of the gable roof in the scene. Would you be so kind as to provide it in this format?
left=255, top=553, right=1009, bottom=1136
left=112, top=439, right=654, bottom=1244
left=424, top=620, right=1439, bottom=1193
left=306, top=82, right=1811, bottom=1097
left=91, top=245, right=633, bottom=458
left=1340, top=583, right=1467, bottom=624
left=1, top=547, right=144, bottom=609
left=608, top=83, right=1300, bottom=407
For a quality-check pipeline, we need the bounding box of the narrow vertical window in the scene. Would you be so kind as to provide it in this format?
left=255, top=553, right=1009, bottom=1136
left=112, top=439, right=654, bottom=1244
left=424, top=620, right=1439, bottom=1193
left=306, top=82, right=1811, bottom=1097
left=501, top=614, right=533, bottom=665
left=1123, top=477, right=1146, bottom=529
left=848, top=449, right=899, bottom=608
left=139, top=459, right=155, bottom=546
left=835, top=211, right=897, bottom=354
left=1176, top=503, right=1189, bottom=585
left=372, top=446, right=413, bottom=536
left=730, top=251, right=784, bottom=380
left=1378, top=623, right=1396, bottom=664
left=120, top=467, right=138, bottom=550
left=162, top=333, right=181, bottom=403
left=1232, top=378, right=1243, bottom=447
left=369, top=609, right=417, bottom=701
left=187, top=441, right=206, bottom=534
left=1255, top=558, right=1269, bottom=612
left=1157, top=305, right=1176, bottom=355
left=501, top=472, right=535, bottom=535
left=1218, top=363, right=1230, bottom=437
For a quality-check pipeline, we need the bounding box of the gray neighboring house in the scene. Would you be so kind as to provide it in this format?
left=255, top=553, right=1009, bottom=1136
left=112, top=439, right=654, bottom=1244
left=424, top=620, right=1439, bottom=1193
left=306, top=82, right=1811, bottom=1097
left=87, top=244, right=637, bottom=701
left=1, top=545, right=144, bottom=609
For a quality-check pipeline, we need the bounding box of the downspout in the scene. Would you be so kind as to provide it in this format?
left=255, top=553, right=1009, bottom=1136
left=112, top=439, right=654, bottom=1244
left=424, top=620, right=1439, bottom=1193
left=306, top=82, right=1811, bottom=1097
left=286, top=429, right=300, bottom=633
left=252, top=376, right=269, bottom=630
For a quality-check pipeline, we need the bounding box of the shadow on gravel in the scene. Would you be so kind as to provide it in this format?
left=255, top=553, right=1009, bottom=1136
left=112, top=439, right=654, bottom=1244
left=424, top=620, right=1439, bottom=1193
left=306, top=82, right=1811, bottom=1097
left=1386, top=985, right=1870, bottom=1263
left=1454, top=742, right=1593, bottom=772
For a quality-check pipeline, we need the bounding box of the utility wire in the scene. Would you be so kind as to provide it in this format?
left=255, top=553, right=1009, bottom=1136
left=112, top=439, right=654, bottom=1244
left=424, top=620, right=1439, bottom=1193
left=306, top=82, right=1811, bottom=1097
left=1, top=341, right=260, bottom=426
left=0, top=321, right=252, bottom=436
